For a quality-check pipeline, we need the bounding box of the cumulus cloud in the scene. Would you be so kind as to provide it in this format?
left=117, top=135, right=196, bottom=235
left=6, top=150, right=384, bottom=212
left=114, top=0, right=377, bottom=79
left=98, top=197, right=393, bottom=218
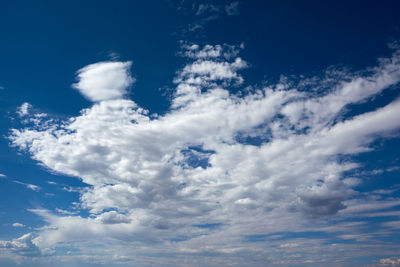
left=12, top=223, right=25, bottom=228
left=0, top=234, right=41, bottom=257
left=72, top=61, right=134, bottom=102
left=94, top=211, right=131, bottom=224
left=8, top=44, right=400, bottom=265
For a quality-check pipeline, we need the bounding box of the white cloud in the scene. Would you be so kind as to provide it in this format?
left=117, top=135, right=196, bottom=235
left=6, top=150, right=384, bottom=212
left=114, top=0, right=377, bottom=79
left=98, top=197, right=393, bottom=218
left=175, top=57, right=247, bottom=84
left=72, top=61, right=134, bottom=102
left=94, top=211, right=131, bottom=224
left=12, top=223, right=25, bottom=228
left=55, top=208, right=78, bottom=215
left=7, top=45, right=400, bottom=265
left=13, top=180, right=40, bottom=191
left=380, top=257, right=400, bottom=266
left=0, top=234, right=41, bottom=257
left=173, top=46, right=248, bottom=107
left=17, top=103, right=32, bottom=117
left=195, top=3, right=220, bottom=16
left=180, top=43, right=242, bottom=60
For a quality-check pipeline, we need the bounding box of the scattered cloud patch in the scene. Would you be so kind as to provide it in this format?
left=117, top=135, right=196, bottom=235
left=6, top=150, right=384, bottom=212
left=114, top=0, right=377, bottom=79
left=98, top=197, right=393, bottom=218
left=225, top=1, right=239, bottom=16
left=179, top=42, right=243, bottom=60
left=0, top=234, right=41, bottom=257
left=380, top=257, right=400, bottom=266
left=195, top=3, right=220, bottom=16
left=16, top=103, right=31, bottom=117
left=178, top=2, right=240, bottom=34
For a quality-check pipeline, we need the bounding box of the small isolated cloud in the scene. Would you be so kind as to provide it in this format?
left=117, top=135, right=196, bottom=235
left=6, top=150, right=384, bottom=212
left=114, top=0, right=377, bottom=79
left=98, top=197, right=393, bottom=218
left=0, top=173, right=6, bottom=178
left=13, top=180, right=40, bottom=191
left=17, top=102, right=32, bottom=117
left=108, top=51, right=120, bottom=61
left=195, top=3, right=220, bottom=16
left=24, top=184, right=40, bottom=191
left=225, top=1, right=239, bottom=16
left=380, top=257, right=400, bottom=266
left=12, top=222, right=25, bottom=228
left=72, top=61, right=134, bottom=102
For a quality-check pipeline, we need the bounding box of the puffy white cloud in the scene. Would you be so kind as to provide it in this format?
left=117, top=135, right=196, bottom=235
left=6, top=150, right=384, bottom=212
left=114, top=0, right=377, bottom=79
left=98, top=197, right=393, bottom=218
left=7, top=45, right=400, bottom=265
left=12, top=223, right=25, bottom=228
left=174, top=57, right=247, bottom=86
left=0, top=234, right=41, bottom=257
left=72, top=61, right=134, bottom=102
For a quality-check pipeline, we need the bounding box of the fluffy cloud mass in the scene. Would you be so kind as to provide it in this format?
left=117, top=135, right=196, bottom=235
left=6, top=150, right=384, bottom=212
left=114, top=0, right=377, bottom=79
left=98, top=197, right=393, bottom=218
left=72, top=61, right=134, bottom=102
left=7, top=45, right=400, bottom=266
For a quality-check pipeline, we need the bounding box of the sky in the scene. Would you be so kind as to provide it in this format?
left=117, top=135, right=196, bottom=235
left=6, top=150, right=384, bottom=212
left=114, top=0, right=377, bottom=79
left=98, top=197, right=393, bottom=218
left=0, top=1, right=400, bottom=266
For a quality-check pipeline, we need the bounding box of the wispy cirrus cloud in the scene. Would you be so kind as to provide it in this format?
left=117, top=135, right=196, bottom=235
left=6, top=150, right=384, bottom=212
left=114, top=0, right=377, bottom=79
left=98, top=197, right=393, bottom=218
left=225, top=1, right=239, bottom=16
left=0, top=173, right=40, bottom=191
left=175, top=1, right=241, bottom=34
left=6, top=44, right=400, bottom=266
left=13, top=180, right=40, bottom=192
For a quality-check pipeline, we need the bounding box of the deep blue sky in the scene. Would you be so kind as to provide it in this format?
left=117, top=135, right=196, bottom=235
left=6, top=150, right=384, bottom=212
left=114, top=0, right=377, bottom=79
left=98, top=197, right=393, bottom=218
left=1, top=1, right=400, bottom=266
left=1, top=1, right=399, bottom=112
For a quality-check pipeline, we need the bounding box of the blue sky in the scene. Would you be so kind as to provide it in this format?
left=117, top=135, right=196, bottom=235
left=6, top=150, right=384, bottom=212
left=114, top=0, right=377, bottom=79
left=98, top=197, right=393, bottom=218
left=1, top=1, right=400, bottom=266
